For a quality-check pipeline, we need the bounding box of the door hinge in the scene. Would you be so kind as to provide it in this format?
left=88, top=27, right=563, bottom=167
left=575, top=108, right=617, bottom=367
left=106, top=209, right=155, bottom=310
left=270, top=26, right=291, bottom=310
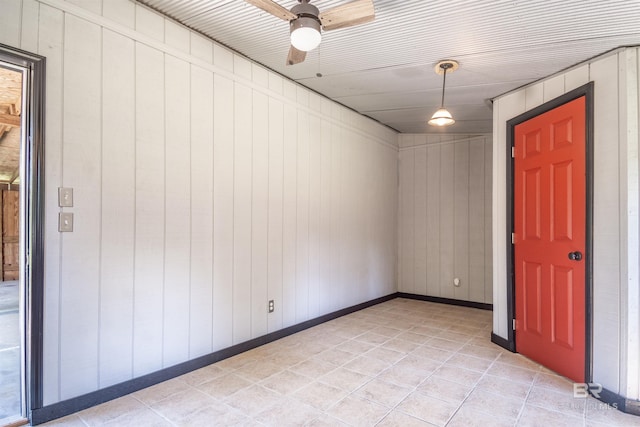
left=511, top=146, right=515, bottom=158
left=513, top=319, right=517, bottom=330
left=511, top=233, right=515, bottom=244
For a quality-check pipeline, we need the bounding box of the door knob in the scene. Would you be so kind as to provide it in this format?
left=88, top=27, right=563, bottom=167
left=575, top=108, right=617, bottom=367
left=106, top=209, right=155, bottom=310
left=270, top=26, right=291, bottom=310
left=568, top=251, right=583, bottom=261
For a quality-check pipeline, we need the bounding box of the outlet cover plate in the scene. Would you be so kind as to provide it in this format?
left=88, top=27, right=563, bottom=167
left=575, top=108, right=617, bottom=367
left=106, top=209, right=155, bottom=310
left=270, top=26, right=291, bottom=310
left=58, top=187, right=73, bottom=207
left=59, top=212, right=73, bottom=232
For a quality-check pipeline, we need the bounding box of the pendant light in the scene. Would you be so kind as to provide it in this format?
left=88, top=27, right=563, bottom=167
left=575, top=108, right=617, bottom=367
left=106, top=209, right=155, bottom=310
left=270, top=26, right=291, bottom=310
left=429, top=60, right=459, bottom=127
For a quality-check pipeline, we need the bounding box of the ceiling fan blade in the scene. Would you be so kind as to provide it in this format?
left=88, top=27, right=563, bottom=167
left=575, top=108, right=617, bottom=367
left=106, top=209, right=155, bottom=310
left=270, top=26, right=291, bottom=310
left=319, top=0, right=375, bottom=31
left=245, top=0, right=296, bottom=21
left=286, top=45, right=307, bottom=66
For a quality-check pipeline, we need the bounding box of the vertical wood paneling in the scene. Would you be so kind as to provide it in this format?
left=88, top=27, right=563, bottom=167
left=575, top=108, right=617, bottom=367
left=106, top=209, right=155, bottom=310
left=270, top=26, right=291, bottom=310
left=319, top=119, right=332, bottom=312
left=212, top=74, right=234, bottom=350
left=282, top=104, right=297, bottom=326
left=525, top=83, right=544, bottom=110
left=190, top=32, right=213, bottom=63
left=425, top=145, right=441, bottom=297
left=267, top=98, right=284, bottom=333
left=308, top=115, right=322, bottom=319
left=8, top=2, right=400, bottom=407
left=39, top=3, right=64, bottom=405
left=60, top=14, right=102, bottom=399
left=296, top=110, right=310, bottom=322
left=20, top=0, right=39, bottom=52
left=232, top=82, right=253, bottom=343
left=493, top=91, right=526, bottom=337
left=102, top=0, right=135, bottom=29
left=439, top=143, right=455, bottom=299
left=484, top=139, right=494, bottom=303
left=330, top=124, right=342, bottom=310
left=0, top=0, right=22, bottom=46
left=453, top=142, right=470, bottom=301
left=398, top=135, right=492, bottom=303
left=469, top=140, right=486, bottom=303
left=162, top=55, right=191, bottom=367
left=66, top=0, right=101, bottom=15
left=164, top=20, right=189, bottom=51
left=190, top=65, right=214, bottom=357
left=135, top=4, right=164, bottom=42
left=251, top=89, right=269, bottom=337
left=622, top=47, right=639, bottom=399
left=564, top=64, right=589, bottom=92
left=398, top=149, right=414, bottom=293
left=591, top=53, right=621, bottom=391
left=341, top=135, right=358, bottom=305
left=134, top=43, right=165, bottom=377
left=543, top=74, right=565, bottom=102
left=413, top=147, right=428, bottom=295
left=100, top=29, right=135, bottom=388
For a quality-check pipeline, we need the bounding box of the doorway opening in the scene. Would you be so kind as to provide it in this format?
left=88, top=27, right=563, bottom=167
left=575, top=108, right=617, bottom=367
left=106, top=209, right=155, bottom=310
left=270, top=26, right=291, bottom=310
left=505, top=82, right=594, bottom=382
left=0, top=44, right=45, bottom=427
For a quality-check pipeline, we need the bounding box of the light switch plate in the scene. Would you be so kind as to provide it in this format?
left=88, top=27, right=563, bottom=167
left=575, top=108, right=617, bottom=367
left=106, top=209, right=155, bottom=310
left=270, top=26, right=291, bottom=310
left=58, top=187, right=73, bottom=207
left=59, top=212, right=73, bottom=232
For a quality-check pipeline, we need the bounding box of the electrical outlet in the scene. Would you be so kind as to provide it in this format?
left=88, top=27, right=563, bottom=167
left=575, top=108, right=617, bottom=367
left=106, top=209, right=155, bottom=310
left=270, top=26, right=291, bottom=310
left=59, top=212, right=74, bottom=232
left=268, top=300, right=274, bottom=313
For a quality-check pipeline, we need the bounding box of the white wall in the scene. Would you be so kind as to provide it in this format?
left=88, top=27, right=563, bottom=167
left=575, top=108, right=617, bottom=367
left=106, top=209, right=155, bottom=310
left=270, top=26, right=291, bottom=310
left=0, top=0, right=398, bottom=405
left=398, top=134, right=492, bottom=304
left=492, top=47, right=640, bottom=400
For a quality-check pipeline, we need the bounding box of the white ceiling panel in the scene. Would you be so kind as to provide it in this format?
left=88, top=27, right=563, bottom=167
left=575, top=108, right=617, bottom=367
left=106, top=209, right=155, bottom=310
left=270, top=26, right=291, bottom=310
left=138, top=0, right=640, bottom=133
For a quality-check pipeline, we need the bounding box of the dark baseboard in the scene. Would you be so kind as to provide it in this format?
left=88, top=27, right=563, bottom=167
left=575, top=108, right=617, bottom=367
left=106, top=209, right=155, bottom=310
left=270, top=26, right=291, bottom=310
left=597, top=387, right=640, bottom=416
left=30, top=293, right=397, bottom=425
left=491, top=332, right=515, bottom=352
left=397, top=292, right=493, bottom=311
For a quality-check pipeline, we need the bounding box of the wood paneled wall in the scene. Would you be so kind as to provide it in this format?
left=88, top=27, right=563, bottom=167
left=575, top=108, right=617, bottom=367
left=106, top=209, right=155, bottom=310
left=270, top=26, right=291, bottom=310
left=0, top=0, right=398, bottom=404
left=397, top=134, right=492, bottom=304
left=492, top=47, right=640, bottom=400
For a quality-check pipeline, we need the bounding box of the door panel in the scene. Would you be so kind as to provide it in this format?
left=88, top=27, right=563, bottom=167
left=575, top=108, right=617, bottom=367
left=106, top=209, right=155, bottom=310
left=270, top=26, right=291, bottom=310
left=2, top=189, right=19, bottom=281
left=514, top=96, right=586, bottom=383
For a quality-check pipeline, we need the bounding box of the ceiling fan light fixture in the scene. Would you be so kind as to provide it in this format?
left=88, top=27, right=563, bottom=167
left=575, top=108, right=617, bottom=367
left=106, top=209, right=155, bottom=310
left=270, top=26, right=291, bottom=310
left=428, top=108, right=455, bottom=126
left=290, top=17, right=322, bottom=51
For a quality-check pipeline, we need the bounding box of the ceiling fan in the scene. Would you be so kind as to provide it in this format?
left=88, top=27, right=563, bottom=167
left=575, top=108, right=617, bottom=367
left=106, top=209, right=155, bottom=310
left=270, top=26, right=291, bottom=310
left=245, top=0, right=375, bottom=65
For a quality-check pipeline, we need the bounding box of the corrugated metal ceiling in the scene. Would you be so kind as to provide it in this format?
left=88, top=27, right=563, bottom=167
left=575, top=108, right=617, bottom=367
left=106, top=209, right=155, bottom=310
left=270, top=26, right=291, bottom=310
left=137, top=0, right=640, bottom=133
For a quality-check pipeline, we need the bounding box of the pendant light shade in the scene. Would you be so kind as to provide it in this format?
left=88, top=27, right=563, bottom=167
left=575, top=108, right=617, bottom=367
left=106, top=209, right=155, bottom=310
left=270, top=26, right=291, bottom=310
left=428, top=108, right=455, bottom=126
left=429, top=60, right=458, bottom=127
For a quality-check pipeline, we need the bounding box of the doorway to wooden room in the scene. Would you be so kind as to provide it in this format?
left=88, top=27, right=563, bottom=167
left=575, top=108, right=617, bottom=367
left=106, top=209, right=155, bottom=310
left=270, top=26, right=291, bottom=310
left=0, top=62, right=25, bottom=426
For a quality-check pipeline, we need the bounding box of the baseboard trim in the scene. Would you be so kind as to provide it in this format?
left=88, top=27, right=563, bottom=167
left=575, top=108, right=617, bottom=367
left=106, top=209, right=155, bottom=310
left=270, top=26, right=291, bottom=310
left=596, top=387, right=640, bottom=416
left=491, top=332, right=515, bottom=352
left=30, top=293, right=397, bottom=425
left=397, top=293, right=493, bottom=311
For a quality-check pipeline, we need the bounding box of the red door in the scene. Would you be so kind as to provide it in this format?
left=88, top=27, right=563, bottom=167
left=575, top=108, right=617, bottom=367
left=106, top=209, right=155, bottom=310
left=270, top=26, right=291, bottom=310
left=514, top=96, right=586, bottom=383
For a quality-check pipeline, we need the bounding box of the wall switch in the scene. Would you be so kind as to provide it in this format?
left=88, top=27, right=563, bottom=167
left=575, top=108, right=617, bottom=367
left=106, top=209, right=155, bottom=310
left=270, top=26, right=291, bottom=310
left=268, top=300, right=274, bottom=313
left=58, top=187, right=73, bottom=207
left=59, top=212, right=73, bottom=232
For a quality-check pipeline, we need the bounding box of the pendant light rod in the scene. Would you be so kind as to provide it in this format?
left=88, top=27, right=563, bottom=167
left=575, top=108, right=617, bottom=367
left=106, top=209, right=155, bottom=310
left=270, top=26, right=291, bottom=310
left=440, top=65, right=448, bottom=107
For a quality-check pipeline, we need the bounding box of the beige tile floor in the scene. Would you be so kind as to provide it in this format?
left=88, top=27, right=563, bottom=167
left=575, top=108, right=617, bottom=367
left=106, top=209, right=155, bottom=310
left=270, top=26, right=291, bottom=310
left=42, top=298, right=639, bottom=426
